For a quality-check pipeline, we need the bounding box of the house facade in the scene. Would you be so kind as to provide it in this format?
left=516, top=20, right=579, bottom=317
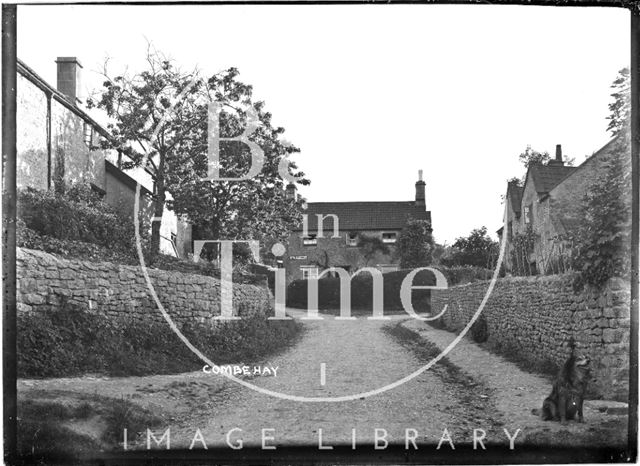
left=501, top=140, right=623, bottom=274
left=17, top=57, right=191, bottom=257
left=284, top=172, right=432, bottom=281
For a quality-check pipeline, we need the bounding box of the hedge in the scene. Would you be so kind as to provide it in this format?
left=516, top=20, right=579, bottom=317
left=16, top=187, right=264, bottom=284
left=18, top=300, right=302, bottom=378
left=17, top=187, right=138, bottom=253
left=286, top=269, right=436, bottom=314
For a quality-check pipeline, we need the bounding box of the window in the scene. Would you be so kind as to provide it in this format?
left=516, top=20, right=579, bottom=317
left=382, top=232, right=397, bottom=244
left=301, top=266, right=319, bottom=280
left=302, top=234, right=317, bottom=246
left=508, top=221, right=513, bottom=241
left=83, top=122, right=93, bottom=148
left=524, top=205, right=533, bottom=225
left=347, top=232, right=358, bottom=246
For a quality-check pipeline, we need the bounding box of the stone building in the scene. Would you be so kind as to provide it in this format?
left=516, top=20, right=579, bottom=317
left=500, top=139, right=623, bottom=274
left=284, top=172, right=432, bottom=281
left=17, top=57, right=191, bottom=257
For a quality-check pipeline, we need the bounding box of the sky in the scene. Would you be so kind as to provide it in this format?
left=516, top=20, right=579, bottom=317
left=17, top=4, right=630, bottom=243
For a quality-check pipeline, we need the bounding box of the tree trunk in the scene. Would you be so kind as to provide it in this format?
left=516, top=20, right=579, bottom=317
left=151, top=181, right=166, bottom=259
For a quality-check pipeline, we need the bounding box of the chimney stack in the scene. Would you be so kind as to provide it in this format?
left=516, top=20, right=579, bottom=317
left=56, top=57, right=83, bottom=104
left=548, top=144, right=565, bottom=166
left=285, top=183, right=297, bottom=200
left=415, top=169, right=426, bottom=209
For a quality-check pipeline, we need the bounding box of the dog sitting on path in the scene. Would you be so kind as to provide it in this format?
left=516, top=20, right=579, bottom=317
left=532, top=340, right=591, bottom=424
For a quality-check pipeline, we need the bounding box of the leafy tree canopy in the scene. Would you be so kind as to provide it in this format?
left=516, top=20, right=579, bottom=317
left=447, top=226, right=499, bottom=268
left=395, top=219, right=434, bottom=269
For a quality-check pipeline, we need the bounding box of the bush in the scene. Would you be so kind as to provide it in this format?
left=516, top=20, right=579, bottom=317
left=286, top=269, right=435, bottom=314
left=436, top=265, right=495, bottom=286
left=470, top=316, right=488, bottom=343
left=17, top=220, right=264, bottom=285
left=17, top=186, right=139, bottom=253
left=17, top=300, right=302, bottom=378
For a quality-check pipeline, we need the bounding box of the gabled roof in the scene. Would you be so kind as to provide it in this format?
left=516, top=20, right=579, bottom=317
left=294, top=201, right=430, bottom=232
left=525, top=163, right=578, bottom=196
left=506, top=181, right=524, bottom=216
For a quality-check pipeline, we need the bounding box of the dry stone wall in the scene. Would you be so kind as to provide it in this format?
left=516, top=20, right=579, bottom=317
left=431, top=274, right=630, bottom=401
left=16, top=248, right=271, bottom=326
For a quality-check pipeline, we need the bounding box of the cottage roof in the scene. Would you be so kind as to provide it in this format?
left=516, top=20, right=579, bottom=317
left=526, top=163, right=578, bottom=195
left=506, top=182, right=524, bottom=216
left=294, top=201, right=431, bottom=232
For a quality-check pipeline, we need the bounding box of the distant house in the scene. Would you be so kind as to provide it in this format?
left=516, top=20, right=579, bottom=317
left=284, top=172, right=432, bottom=281
left=16, top=56, right=191, bottom=257
left=500, top=140, right=622, bottom=274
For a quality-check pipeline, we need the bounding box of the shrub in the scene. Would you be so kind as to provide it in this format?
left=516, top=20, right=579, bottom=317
left=396, top=219, right=434, bottom=268
left=470, top=316, right=488, bottom=343
left=17, top=186, right=138, bottom=253
left=17, top=300, right=302, bottom=378
left=286, top=268, right=435, bottom=314
left=436, top=265, right=495, bottom=286
left=571, top=141, right=631, bottom=289
left=17, top=220, right=264, bottom=284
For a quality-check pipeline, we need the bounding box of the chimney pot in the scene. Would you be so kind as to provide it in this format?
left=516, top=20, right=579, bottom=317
left=56, top=57, right=83, bottom=104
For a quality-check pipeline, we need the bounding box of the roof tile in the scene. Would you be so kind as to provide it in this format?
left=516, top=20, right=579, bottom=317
left=295, top=202, right=430, bottom=231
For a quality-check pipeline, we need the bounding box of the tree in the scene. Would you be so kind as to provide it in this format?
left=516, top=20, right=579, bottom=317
left=357, top=234, right=390, bottom=266
left=606, top=67, right=630, bottom=138
left=571, top=67, right=631, bottom=287
left=518, top=146, right=550, bottom=168
left=517, top=146, right=574, bottom=170
left=168, top=68, right=309, bottom=246
left=449, top=226, right=499, bottom=268
left=395, top=219, right=434, bottom=269
left=88, top=47, right=203, bottom=256
left=90, top=48, right=309, bottom=258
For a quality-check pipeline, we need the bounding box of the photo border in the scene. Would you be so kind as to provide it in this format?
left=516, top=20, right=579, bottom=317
left=2, top=1, right=638, bottom=463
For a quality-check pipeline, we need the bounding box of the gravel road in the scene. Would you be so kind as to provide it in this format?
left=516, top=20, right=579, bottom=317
left=18, top=308, right=628, bottom=452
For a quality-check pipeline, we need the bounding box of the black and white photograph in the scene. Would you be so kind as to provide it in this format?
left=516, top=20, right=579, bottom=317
left=2, top=1, right=638, bottom=464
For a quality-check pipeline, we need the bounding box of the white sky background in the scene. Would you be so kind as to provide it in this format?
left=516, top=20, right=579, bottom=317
left=17, top=4, right=630, bottom=244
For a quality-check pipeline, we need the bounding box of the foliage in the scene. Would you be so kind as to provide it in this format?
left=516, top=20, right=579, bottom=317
left=506, top=177, right=522, bottom=187
left=395, top=219, right=434, bottom=269
left=571, top=141, right=631, bottom=288
left=518, top=146, right=550, bottom=168
left=17, top=186, right=142, bottom=254
left=169, top=68, right=309, bottom=245
left=570, top=68, right=631, bottom=288
left=18, top=219, right=265, bottom=285
left=357, top=234, right=390, bottom=265
left=88, top=47, right=204, bottom=256
left=436, top=265, right=495, bottom=285
left=286, top=269, right=434, bottom=313
left=445, top=226, right=499, bottom=268
left=509, top=226, right=538, bottom=276
left=606, top=67, right=630, bottom=138
left=17, top=300, right=302, bottom=378
left=18, top=395, right=162, bottom=461
left=470, top=315, right=488, bottom=343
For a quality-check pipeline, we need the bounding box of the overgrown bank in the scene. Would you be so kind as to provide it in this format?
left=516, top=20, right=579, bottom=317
left=18, top=300, right=302, bottom=378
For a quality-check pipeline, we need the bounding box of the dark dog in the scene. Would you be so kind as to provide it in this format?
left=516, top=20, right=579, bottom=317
left=532, top=343, right=591, bottom=424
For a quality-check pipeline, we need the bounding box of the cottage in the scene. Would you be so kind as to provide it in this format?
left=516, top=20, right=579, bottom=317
left=501, top=140, right=623, bottom=274
left=16, top=56, right=191, bottom=257
left=284, top=172, right=432, bottom=281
